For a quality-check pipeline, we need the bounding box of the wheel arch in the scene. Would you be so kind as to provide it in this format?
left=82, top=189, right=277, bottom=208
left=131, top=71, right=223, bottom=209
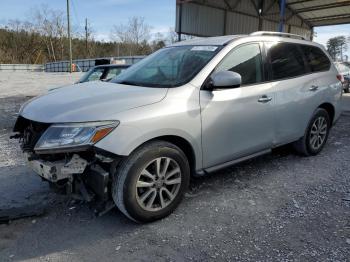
left=318, top=102, right=335, bottom=126
left=140, top=135, right=197, bottom=176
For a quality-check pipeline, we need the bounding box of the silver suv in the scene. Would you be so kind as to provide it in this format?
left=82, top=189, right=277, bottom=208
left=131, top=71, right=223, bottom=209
left=13, top=32, right=342, bottom=222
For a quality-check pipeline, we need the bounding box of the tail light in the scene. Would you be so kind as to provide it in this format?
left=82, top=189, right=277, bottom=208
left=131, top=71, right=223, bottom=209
left=337, top=74, right=344, bottom=83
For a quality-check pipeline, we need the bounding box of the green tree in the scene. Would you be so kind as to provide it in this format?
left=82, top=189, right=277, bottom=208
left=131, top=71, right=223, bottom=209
left=327, top=36, right=348, bottom=61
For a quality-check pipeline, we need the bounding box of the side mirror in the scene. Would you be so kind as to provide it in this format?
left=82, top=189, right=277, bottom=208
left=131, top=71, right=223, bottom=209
left=209, top=71, right=242, bottom=90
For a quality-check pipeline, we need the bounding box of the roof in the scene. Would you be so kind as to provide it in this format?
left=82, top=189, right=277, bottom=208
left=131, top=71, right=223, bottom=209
left=170, top=35, right=244, bottom=46
left=171, top=31, right=326, bottom=49
left=287, top=0, right=350, bottom=27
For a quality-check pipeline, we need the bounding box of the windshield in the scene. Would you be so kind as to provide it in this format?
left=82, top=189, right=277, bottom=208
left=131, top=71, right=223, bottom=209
left=113, top=45, right=221, bottom=88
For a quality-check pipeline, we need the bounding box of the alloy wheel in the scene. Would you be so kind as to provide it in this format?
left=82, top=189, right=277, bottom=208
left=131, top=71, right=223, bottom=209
left=309, top=116, right=328, bottom=151
left=135, top=157, right=182, bottom=212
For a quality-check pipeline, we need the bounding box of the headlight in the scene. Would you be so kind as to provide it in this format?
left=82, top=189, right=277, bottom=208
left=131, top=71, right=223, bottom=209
left=34, top=121, right=119, bottom=153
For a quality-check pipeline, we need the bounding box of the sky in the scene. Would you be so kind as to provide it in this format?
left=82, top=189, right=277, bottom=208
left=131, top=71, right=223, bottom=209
left=0, top=0, right=176, bottom=41
left=0, top=0, right=349, bottom=56
left=314, top=24, right=350, bottom=58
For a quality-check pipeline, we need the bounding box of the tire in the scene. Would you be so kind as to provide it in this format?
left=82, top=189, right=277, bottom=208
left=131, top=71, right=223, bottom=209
left=293, top=108, right=330, bottom=156
left=344, top=85, right=350, bottom=93
left=112, top=141, right=190, bottom=223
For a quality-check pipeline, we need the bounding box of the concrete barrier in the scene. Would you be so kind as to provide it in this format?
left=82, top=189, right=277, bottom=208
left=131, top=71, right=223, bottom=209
left=0, top=64, right=44, bottom=72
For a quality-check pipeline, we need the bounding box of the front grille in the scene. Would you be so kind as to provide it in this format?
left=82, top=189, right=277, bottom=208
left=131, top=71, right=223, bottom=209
left=13, top=116, right=50, bottom=152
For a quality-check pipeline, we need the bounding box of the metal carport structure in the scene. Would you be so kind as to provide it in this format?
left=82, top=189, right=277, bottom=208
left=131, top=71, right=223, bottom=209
left=175, top=0, right=350, bottom=40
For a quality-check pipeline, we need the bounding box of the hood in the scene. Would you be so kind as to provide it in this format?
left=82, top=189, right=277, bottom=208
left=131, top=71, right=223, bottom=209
left=20, top=81, right=167, bottom=123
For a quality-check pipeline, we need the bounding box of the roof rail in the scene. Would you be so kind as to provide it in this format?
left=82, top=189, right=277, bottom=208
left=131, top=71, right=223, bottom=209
left=250, top=31, right=306, bottom=41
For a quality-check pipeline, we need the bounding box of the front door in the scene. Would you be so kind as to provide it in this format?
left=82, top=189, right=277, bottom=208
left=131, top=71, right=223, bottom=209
left=200, top=43, right=275, bottom=168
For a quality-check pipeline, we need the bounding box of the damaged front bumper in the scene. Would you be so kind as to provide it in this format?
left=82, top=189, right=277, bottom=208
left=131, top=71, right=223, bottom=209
left=27, top=154, right=88, bottom=183
left=26, top=152, right=120, bottom=205
left=12, top=116, right=123, bottom=215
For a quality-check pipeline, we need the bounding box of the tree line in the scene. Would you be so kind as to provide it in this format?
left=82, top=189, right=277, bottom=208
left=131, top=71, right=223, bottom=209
left=0, top=6, right=177, bottom=64
left=326, top=36, right=349, bottom=61
left=11, top=5, right=349, bottom=65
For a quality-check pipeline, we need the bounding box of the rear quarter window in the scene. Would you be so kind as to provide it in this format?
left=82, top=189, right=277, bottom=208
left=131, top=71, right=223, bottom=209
left=301, top=45, right=331, bottom=72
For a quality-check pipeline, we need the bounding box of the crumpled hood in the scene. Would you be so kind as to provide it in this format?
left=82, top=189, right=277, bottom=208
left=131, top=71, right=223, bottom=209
left=20, top=81, right=167, bottom=123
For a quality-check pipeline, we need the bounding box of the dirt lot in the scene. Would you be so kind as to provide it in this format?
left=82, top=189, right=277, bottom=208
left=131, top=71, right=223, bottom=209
left=0, top=72, right=349, bottom=261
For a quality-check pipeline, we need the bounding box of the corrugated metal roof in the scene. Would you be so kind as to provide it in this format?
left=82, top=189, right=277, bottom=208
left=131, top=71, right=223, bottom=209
left=176, top=0, right=350, bottom=39
left=287, top=0, right=350, bottom=26
left=176, top=0, right=311, bottom=38
left=226, top=12, right=259, bottom=34
left=178, top=3, right=225, bottom=36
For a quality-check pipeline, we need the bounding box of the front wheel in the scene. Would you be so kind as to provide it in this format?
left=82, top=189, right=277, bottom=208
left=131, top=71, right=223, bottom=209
left=293, top=108, right=330, bottom=156
left=112, top=141, right=190, bottom=223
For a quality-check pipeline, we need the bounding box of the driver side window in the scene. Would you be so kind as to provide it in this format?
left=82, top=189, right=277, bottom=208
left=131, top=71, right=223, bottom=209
left=216, top=43, right=263, bottom=86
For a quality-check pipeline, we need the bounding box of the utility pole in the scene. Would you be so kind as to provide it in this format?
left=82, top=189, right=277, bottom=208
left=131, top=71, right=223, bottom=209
left=67, top=0, right=73, bottom=73
left=85, top=18, right=88, bottom=57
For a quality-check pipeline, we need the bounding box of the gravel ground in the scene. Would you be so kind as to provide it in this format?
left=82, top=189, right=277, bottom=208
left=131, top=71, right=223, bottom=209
left=0, top=72, right=349, bottom=261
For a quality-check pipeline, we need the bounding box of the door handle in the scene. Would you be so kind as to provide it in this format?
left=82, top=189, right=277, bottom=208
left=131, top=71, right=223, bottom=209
left=258, top=95, right=272, bottom=103
left=309, top=85, right=319, bottom=91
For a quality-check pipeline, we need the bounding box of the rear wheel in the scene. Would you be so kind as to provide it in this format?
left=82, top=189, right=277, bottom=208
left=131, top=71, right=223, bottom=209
left=112, top=141, right=190, bottom=223
left=293, top=108, right=330, bottom=156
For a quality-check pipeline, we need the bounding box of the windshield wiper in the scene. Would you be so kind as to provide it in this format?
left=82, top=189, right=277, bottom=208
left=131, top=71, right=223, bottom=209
left=116, top=81, right=169, bottom=88
left=116, top=80, right=140, bottom=86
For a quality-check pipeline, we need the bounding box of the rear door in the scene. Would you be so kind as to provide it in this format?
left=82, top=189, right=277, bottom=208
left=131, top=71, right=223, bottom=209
left=301, top=45, right=333, bottom=92
left=301, top=45, right=340, bottom=116
left=266, top=42, right=325, bottom=145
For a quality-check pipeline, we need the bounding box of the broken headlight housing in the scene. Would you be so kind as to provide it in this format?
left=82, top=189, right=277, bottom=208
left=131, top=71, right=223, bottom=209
left=34, top=121, right=119, bottom=153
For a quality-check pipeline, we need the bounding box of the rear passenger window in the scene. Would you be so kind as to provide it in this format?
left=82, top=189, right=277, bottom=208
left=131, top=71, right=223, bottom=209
left=216, top=43, right=263, bottom=85
left=267, top=42, right=308, bottom=80
left=301, top=45, right=331, bottom=72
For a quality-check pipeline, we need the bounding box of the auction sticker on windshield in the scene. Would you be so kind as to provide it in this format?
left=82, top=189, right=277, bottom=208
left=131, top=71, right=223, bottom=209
left=191, top=46, right=218, bottom=52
